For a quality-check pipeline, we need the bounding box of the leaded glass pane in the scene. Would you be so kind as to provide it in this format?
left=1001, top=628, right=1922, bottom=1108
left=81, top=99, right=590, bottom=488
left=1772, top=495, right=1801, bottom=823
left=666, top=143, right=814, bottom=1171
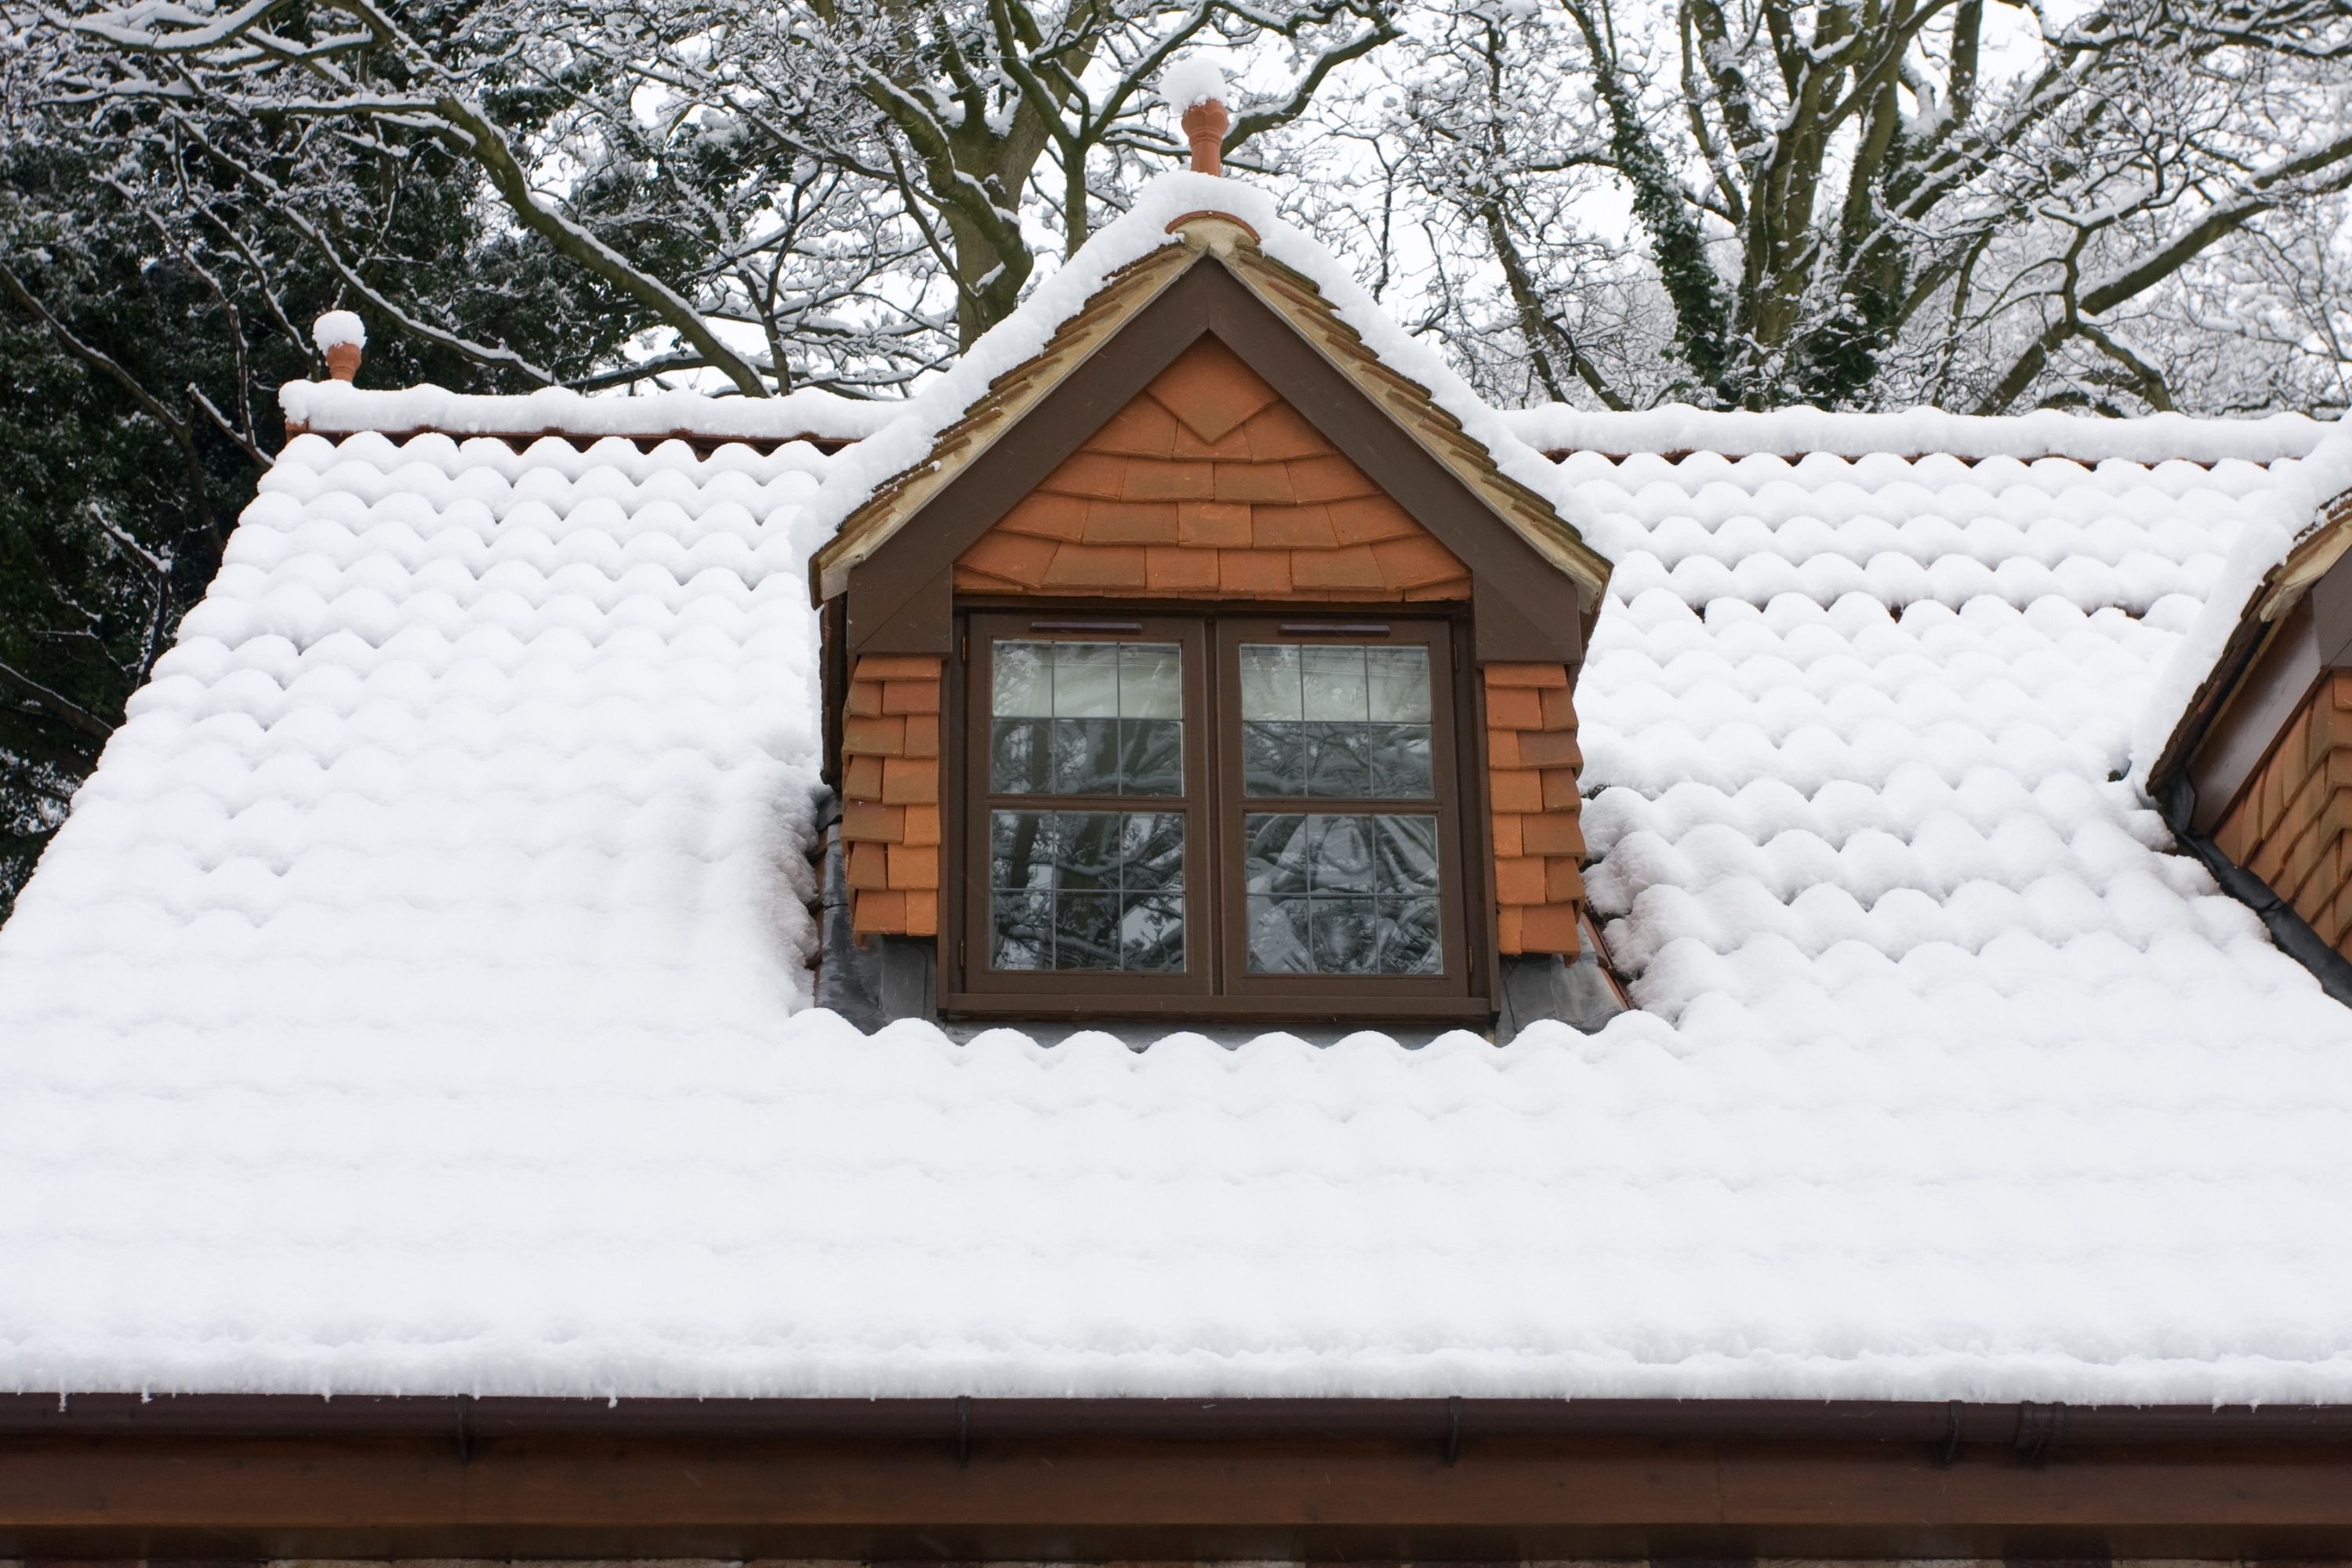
left=1369, top=723, right=1434, bottom=797
left=1367, top=647, right=1432, bottom=721
left=1239, top=641, right=1433, bottom=800
left=989, top=809, right=1185, bottom=972
left=1052, top=642, right=1120, bottom=716
left=989, top=640, right=1182, bottom=795
left=1240, top=644, right=1304, bottom=720
left=1242, top=811, right=1443, bottom=975
left=1301, top=645, right=1370, bottom=720
left=1120, top=644, right=1182, bottom=718
left=992, top=642, right=1053, bottom=717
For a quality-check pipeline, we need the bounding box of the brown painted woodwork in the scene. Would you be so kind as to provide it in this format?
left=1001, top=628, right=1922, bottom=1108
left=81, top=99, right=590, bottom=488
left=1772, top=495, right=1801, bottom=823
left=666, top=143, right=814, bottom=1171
left=1484, top=664, right=1585, bottom=956
left=1210, top=616, right=1483, bottom=1011
left=2209, top=669, right=2352, bottom=954
left=6, top=1395, right=2352, bottom=1558
left=946, top=611, right=1492, bottom=1020
left=957, top=614, right=1217, bottom=1004
left=835, top=260, right=1590, bottom=666
left=952, top=337, right=1473, bottom=604
left=840, top=654, right=944, bottom=936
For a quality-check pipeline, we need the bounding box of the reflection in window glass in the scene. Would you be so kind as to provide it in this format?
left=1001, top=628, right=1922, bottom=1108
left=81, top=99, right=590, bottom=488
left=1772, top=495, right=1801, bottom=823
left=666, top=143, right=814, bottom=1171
left=1240, top=643, right=1432, bottom=799
left=1243, top=812, right=1441, bottom=975
left=990, top=641, right=1181, bottom=796
left=989, top=810, right=1185, bottom=971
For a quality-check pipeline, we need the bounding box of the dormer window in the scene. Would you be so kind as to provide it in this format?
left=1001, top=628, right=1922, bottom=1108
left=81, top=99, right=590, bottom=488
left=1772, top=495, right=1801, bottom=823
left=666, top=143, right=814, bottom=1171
left=957, top=615, right=1476, bottom=1018
left=811, top=217, right=1613, bottom=1034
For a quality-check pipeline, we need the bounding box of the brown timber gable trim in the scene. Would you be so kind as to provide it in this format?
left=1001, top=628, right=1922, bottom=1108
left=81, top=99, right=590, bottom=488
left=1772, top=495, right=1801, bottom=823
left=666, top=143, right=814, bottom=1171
left=818, top=247, right=1606, bottom=667
left=1484, top=664, right=1584, bottom=956
left=840, top=655, right=943, bottom=936
left=5, top=1393, right=2352, bottom=1559
left=2211, top=668, right=2352, bottom=957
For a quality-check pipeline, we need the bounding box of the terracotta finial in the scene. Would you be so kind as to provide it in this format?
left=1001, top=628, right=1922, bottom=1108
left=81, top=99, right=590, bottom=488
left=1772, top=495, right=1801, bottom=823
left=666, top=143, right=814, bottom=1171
left=1181, top=97, right=1229, bottom=176
left=312, top=310, right=366, bottom=384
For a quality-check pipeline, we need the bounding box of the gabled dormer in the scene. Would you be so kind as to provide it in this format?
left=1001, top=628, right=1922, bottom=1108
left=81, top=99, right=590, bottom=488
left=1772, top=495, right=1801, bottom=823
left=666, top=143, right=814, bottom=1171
left=808, top=192, right=1616, bottom=1037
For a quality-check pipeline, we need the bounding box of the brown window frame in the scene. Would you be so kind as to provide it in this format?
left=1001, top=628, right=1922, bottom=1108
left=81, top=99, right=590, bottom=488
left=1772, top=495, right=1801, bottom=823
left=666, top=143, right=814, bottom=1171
left=946, top=601, right=1493, bottom=1024
left=957, top=612, right=1215, bottom=1004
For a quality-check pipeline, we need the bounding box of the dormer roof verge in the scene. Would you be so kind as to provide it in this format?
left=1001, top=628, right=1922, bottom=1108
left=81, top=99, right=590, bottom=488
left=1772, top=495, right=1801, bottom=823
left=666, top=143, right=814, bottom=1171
left=808, top=174, right=1610, bottom=658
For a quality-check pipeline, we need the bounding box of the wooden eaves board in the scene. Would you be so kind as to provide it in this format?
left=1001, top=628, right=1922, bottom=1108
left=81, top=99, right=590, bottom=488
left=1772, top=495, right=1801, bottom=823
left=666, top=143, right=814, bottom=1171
left=5, top=1394, right=2352, bottom=1559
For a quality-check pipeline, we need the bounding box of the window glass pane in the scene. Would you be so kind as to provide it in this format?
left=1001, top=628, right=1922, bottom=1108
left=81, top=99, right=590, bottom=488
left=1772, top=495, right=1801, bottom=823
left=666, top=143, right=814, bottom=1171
left=1120, top=644, right=1182, bottom=719
left=1120, top=895, right=1185, bottom=971
left=990, top=717, right=1048, bottom=794
left=1240, top=644, right=1303, bottom=720
left=1240, top=641, right=1433, bottom=800
left=989, top=809, right=1185, bottom=972
left=1052, top=642, right=1121, bottom=716
left=1367, top=647, right=1432, bottom=722
left=1301, top=722, right=1371, bottom=797
left=1368, top=724, right=1433, bottom=797
left=1243, top=811, right=1443, bottom=975
left=1301, top=645, right=1370, bottom=720
left=1243, top=720, right=1304, bottom=797
left=993, top=641, right=1054, bottom=717
left=1048, top=718, right=1122, bottom=797
left=1119, top=720, right=1183, bottom=798
left=990, top=640, right=1181, bottom=795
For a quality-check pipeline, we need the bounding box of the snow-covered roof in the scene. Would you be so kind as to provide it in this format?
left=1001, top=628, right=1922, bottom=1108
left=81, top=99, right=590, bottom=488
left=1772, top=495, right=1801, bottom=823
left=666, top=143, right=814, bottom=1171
left=5, top=187, right=2352, bottom=1404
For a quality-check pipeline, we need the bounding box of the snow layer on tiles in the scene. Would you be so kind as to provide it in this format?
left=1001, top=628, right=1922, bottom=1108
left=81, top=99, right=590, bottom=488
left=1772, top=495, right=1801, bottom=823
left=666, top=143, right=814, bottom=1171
left=280, top=379, right=900, bottom=444
left=0, top=426, right=832, bottom=1059
left=1503, top=401, right=2336, bottom=466
left=804, top=170, right=1604, bottom=546
left=7, top=415, right=2352, bottom=1403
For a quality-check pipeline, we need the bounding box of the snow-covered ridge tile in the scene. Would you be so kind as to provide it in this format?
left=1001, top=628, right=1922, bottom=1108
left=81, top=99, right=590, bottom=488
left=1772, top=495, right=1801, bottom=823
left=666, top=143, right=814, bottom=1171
left=1512, top=402, right=2336, bottom=466
left=279, top=383, right=900, bottom=445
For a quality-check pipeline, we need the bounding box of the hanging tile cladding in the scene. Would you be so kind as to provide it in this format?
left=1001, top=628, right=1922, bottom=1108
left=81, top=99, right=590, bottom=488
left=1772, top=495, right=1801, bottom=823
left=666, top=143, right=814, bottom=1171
left=1486, top=664, right=1585, bottom=956
left=841, top=655, right=944, bottom=936
left=2212, top=667, right=2352, bottom=956
left=952, top=336, right=1473, bottom=601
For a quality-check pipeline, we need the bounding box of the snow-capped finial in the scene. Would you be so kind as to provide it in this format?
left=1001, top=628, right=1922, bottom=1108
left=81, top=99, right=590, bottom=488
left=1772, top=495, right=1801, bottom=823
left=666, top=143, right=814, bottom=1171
left=1163, top=56, right=1230, bottom=176
left=312, top=310, right=365, bottom=383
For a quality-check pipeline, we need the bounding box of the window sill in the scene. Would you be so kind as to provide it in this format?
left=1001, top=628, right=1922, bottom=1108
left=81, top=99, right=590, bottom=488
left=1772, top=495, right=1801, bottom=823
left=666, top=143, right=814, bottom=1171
left=938, top=991, right=1494, bottom=1026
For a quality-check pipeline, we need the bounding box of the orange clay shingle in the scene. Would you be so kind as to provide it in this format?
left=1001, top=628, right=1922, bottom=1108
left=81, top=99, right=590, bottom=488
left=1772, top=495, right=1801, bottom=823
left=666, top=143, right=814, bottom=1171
left=952, top=338, right=1472, bottom=604
left=1485, top=665, right=1584, bottom=957
left=842, top=655, right=943, bottom=938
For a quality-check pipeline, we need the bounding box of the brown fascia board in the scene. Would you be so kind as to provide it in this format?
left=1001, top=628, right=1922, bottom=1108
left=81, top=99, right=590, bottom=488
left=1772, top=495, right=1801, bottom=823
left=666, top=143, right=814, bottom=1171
left=12, top=1392, right=2352, bottom=1443
left=6, top=1395, right=2352, bottom=1559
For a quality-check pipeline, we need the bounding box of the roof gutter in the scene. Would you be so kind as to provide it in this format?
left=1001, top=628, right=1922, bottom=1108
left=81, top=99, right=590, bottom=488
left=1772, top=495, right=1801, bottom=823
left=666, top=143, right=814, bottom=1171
left=12, top=1391, right=2352, bottom=1446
